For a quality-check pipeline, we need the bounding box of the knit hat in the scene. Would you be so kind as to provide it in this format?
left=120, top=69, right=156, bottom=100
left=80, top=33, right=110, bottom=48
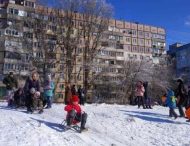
left=72, top=95, right=79, bottom=102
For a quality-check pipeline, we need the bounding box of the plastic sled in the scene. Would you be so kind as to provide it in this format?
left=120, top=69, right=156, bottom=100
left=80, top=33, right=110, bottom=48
left=60, top=119, right=82, bottom=133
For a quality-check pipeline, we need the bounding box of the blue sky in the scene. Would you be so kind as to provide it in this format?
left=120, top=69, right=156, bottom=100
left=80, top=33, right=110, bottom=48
left=107, top=0, right=190, bottom=48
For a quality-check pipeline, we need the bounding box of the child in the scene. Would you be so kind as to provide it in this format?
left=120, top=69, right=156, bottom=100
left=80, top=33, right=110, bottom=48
left=14, top=88, right=25, bottom=108
left=166, top=89, right=178, bottom=119
left=64, top=95, right=87, bottom=131
left=29, top=88, right=43, bottom=114
left=44, top=75, right=55, bottom=109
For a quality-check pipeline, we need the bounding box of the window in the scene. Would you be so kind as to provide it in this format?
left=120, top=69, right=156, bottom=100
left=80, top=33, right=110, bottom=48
left=59, top=84, right=64, bottom=89
left=109, top=35, right=116, bottom=40
left=101, top=42, right=109, bottom=47
left=15, top=0, right=24, bottom=5
left=126, top=37, right=131, bottom=44
left=138, top=31, right=144, bottom=38
left=116, top=52, right=124, bottom=57
left=57, top=93, right=63, bottom=99
left=9, top=8, right=19, bottom=15
left=132, top=38, right=137, bottom=45
left=138, top=39, right=144, bottom=46
left=144, top=32, right=151, bottom=38
left=109, top=60, right=115, bottom=65
left=25, top=1, right=35, bottom=8
left=14, top=9, right=18, bottom=15
left=116, top=43, right=124, bottom=49
left=131, top=30, right=137, bottom=36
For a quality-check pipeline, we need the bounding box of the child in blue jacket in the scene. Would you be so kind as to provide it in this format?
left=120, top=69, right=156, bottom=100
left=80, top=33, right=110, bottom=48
left=44, top=75, right=55, bottom=108
left=166, top=89, right=178, bottom=119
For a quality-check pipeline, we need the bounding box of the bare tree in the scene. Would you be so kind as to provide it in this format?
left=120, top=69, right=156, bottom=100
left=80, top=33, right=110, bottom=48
left=79, top=0, right=113, bottom=91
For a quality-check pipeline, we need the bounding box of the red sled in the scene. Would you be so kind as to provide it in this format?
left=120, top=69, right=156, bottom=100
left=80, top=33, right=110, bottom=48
left=185, top=107, right=190, bottom=119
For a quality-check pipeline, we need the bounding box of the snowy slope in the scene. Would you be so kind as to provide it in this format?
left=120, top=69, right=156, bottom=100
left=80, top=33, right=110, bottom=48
left=0, top=102, right=190, bottom=146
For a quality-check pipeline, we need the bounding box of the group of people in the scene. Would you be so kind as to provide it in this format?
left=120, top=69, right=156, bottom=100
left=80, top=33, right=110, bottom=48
left=65, top=84, right=86, bottom=105
left=3, top=72, right=55, bottom=114
left=165, top=79, right=190, bottom=122
left=3, top=71, right=88, bottom=130
left=135, top=81, right=152, bottom=109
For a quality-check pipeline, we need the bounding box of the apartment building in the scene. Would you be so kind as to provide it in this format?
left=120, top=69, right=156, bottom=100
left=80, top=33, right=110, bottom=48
left=0, top=0, right=166, bottom=101
left=168, top=43, right=190, bottom=84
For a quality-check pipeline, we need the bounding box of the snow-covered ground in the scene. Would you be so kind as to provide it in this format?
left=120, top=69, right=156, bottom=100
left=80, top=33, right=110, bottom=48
left=0, top=102, right=190, bottom=146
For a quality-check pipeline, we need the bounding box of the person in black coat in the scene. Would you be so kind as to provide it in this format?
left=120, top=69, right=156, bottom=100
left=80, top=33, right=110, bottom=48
left=3, top=72, right=18, bottom=106
left=14, top=88, right=25, bottom=108
left=71, top=84, right=77, bottom=96
left=78, top=85, right=85, bottom=105
left=24, top=72, right=41, bottom=113
left=176, top=79, right=187, bottom=117
left=143, top=81, right=152, bottom=109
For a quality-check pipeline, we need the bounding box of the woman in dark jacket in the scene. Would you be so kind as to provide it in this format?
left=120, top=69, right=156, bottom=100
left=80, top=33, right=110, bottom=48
left=176, top=79, right=187, bottom=117
left=24, top=72, right=41, bottom=113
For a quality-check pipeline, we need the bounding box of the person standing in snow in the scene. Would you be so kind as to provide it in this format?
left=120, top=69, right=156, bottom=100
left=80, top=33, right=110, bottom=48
left=143, top=81, right=152, bottom=109
left=3, top=72, right=18, bottom=107
left=65, top=83, right=72, bottom=105
left=43, top=74, right=55, bottom=109
left=71, top=84, right=77, bottom=95
left=135, top=81, right=145, bottom=109
left=166, top=89, right=178, bottom=119
left=176, top=79, right=187, bottom=117
left=25, top=72, right=43, bottom=113
left=78, top=85, right=85, bottom=105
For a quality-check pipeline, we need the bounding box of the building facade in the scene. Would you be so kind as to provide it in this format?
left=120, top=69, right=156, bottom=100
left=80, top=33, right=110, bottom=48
left=168, top=43, right=190, bottom=83
left=0, top=0, right=166, bottom=101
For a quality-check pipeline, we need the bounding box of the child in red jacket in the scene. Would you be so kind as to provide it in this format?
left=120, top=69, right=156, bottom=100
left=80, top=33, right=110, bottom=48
left=64, top=95, right=87, bottom=131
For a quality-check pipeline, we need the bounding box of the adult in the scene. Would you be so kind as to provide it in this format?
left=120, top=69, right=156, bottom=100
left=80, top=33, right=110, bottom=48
left=24, top=72, right=43, bottom=113
left=3, top=72, right=18, bottom=106
left=143, top=82, right=152, bottom=109
left=71, top=84, right=77, bottom=95
left=135, top=81, right=145, bottom=109
left=43, top=74, right=55, bottom=109
left=65, top=83, right=72, bottom=105
left=176, top=79, right=187, bottom=117
left=78, top=85, right=85, bottom=105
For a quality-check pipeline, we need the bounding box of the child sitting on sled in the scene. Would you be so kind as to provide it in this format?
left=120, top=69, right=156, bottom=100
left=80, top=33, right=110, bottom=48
left=64, top=95, right=87, bottom=131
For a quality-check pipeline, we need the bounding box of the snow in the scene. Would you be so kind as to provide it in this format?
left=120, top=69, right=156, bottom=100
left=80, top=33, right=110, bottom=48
left=0, top=102, right=190, bottom=146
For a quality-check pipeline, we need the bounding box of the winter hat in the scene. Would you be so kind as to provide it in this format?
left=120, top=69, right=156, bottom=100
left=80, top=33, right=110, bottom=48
left=30, top=88, right=36, bottom=94
left=47, top=74, right=51, bottom=80
left=35, top=91, right=41, bottom=97
left=72, top=95, right=79, bottom=102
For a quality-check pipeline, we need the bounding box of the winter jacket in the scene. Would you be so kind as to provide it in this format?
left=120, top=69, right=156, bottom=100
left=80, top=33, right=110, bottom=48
left=166, top=89, right=177, bottom=109
left=65, top=86, right=72, bottom=104
left=44, top=81, right=55, bottom=97
left=64, top=104, right=82, bottom=114
left=71, top=86, right=77, bottom=95
left=3, top=75, right=18, bottom=90
left=25, top=79, right=40, bottom=93
left=143, top=82, right=148, bottom=99
left=135, top=85, right=145, bottom=97
left=176, top=83, right=187, bottom=105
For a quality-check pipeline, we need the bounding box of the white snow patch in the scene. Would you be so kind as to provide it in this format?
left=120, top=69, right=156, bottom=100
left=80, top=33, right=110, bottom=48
left=0, top=102, right=190, bottom=146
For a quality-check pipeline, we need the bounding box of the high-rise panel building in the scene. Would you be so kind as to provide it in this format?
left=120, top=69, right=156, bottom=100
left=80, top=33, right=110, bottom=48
left=0, top=0, right=166, bottom=101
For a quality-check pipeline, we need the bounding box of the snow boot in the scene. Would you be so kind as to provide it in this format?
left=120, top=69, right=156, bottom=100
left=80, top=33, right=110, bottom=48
left=38, top=109, right=44, bottom=114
